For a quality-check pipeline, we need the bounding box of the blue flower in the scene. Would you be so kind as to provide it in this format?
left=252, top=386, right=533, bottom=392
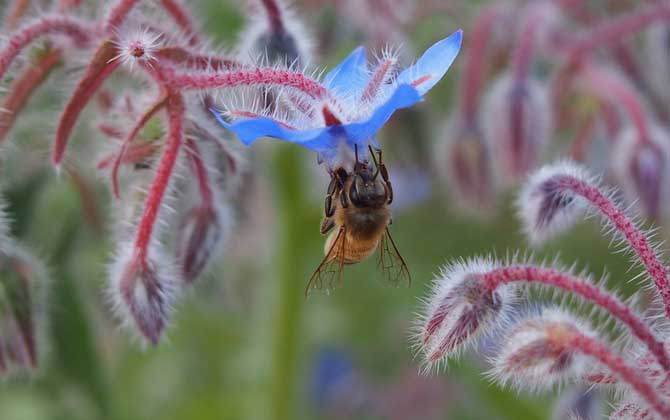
left=212, top=30, right=462, bottom=167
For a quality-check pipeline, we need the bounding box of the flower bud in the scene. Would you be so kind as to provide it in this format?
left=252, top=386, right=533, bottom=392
left=239, top=0, right=312, bottom=65
left=611, top=124, right=670, bottom=220
left=516, top=161, right=590, bottom=244
left=482, top=73, right=553, bottom=186
left=416, top=258, right=511, bottom=368
left=109, top=245, right=180, bottom=344
left=436, top=116, right=495, bottom=211
left=645, top=24, right=670, bottom=112
left=0, top=243, right=48, bottom=373
left=176, top=203, right=232, bottom=283
left=491, top=309, right=589, bottom=392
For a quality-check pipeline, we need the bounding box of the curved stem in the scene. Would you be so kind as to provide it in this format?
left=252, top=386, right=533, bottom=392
left=163, top=66, right=330, bottom=100
left=103, top=0, right=141, bottom=32
left=563, top=4, right=670, bottom=61
left=511, top=4, right=547, bottom=83
left=0, top=15, right=89, bottom=80
left=0, top=47, right=62, bottom=142
left=578, top=63, right=649, bottom=144
left=484, top=265, right=670, bottom=373
left=570, top=332, right=670, bottom=418
left=110, top=95, right=168, bottom=199
left=260, top=0, right=284, bottom=32
left=159, top=0, right=200, bottom=45
left=52, top=39, right=121, bottom=166
left=557, top=175, right=670, bottom=319
left=460, top=5, right=503, bottom=121
left=134, top=93, right=184, bottom=259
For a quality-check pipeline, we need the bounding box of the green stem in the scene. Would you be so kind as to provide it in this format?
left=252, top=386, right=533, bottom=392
left=268, top=146, right=310, bottom=420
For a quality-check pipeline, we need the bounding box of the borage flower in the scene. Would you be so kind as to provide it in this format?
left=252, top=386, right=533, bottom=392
left=211, top=30, right=462, bottom=170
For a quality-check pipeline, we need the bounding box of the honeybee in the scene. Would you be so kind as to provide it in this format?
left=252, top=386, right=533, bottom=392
left=305, top=146, right=411, bottom=296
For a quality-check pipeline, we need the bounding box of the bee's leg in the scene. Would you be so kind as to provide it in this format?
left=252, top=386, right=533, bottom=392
left=320, top=217, right=335, bottom=234
left=325, top=195, right=335, bottom=217
left=376, top=149, right=393, bottom=204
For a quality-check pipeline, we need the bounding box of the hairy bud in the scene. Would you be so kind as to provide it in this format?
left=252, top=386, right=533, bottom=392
left=482, top=73, right=552, bottom=186
left=436, top=117, right=495, bottom=211
left=109, top=245, right=180, bottom=344
left=0, top=243, right=48, bottom=373
left=491, top=309, right=589, bottom=392
left=611, top=124, right=670, bottom=220
left=416, top=258, right=511, bottom=369
left=516, top=161, right=590, bottom=244
left=176, top=203, right=232, bottom=282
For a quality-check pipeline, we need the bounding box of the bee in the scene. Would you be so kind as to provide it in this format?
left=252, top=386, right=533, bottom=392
left=305, top=146, right=411, bottom=296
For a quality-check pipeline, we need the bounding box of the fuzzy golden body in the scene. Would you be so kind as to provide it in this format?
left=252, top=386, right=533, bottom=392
left=324, top=190, right=392, bottom=264
left=306, top=147, right=410, bottom=295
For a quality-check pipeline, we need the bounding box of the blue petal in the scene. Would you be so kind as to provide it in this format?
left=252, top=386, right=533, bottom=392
left=343, top=84, right=422, bottom=147
left=322, top=46, right=370, bottom=97
left=396, top=29, right=463, bottom=96
left=210, top=108, right=342, bottom=153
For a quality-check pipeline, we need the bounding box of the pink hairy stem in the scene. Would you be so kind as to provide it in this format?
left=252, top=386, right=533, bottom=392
left=0, top=15, right=89, bottom=80
left=154, top=47, right=241, bottom=71
left=563, top=4, right=670, bottom=63
left=570, top=332, right=670, bottom=418
left=52, top=39, right=121, bottom=167
left=159, top=0, right=201, bottom=45
left=461, top=5, right=504, bottom=121
left=259, top=0, right=284, bottom=32
left=578, top=63, right=649, bottom=144
left=103, top=0, right=141, bottom=33
left=0, top=47, right=62, bottom=142
left=483, top=265, right=670, bottom=373
left=133, top=93, right=184, bottom=260
left=110, top=95, right=169, bottom=199
left=557, top=175, right=670, bottom=319
left=161, top=66, right=331, bottom=100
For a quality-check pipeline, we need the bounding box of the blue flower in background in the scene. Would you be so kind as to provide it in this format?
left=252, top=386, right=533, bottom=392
left=212, top=30, right=462, bottom=169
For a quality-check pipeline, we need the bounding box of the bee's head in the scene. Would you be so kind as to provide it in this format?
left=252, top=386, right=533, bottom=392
left=349, top=162, right=387, bottom=208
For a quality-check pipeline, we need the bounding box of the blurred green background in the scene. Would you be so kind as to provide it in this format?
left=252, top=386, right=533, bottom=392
left=0, top=0, right=650, bottom=419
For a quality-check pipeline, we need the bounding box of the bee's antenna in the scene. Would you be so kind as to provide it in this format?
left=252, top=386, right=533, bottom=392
left=354, top=144, right=359, bottom=164
left=369, top=145, right=380, bottom=180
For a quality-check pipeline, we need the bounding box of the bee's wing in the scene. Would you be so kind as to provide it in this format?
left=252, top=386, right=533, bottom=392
left=377, top=227, right=411, bottom=287
left=305, top=226, right=347, bottom=297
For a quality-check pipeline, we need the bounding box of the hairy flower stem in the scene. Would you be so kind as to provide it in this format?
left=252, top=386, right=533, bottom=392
left=569, top=332, right=670, bottom=418
left=564, top=4, right=670, bottom=62
left=163, top=67, right=330, bottom=100
left=155, top=47, right=240, bottom=71
left=111, top=95, right=168, bottom=198
left=0, top=48, right=62, bottom=142
left=134, top=93, right=184, bottom=260
left=0, top=16, right=89, bottom=80
left=159, top=0, right=200, bottom=45
left=511, top=4, right=547, bottom=84
left=52, top=39, right=120, bottom=167
left=556, top=175, right=670, bottom=319
left=483, top=265, right=670, bottom=372
left=579, top=63, right=649, bottom=144
left=260, top=0, right=284, bottom=33
left=461, top=5, right=502, bottom=121
left=103, top=0, right=141, bottom=32
left=268, top=147, right=311, bottom=420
